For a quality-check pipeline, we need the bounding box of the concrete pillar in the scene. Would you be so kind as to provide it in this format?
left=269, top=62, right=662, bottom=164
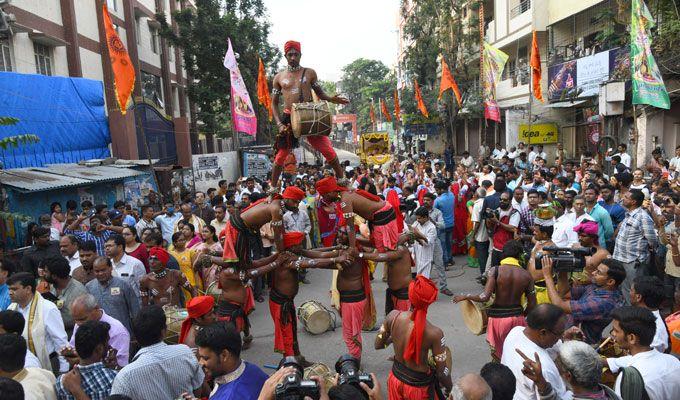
left=60, top=0, right=82, bottom=77
left=174, top=117, right=192, bottom=167
left=109, top=110, right=139, bottom=159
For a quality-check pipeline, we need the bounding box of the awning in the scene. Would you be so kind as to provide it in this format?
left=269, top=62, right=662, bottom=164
left=545, top=100, right=588, bottom=108
left=0, top=164, right=146, bottom=193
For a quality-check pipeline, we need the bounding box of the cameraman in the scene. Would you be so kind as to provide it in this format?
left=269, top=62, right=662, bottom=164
left=540, top=256, right=626, bottom=344
left=486, top=192, right=520, bottom=268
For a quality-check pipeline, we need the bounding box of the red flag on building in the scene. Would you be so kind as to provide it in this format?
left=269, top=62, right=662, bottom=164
left=414, top=79, right=429, bottom=118
left=530, top=30, right=544, bottom=103
left=393, top=89, right=401, bottom=122
left=380, top=98, right=392, bottom=122
left=369, top=102, right=376, bottom=127
left=102, top=4, right=135, bottom=115
left=438, top=56, right=462, bottom=106
left=257, top=58, right=272, bottom=120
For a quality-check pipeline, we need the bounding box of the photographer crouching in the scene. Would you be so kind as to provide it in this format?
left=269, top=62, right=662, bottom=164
left=538, top=233, right=627, bottom=344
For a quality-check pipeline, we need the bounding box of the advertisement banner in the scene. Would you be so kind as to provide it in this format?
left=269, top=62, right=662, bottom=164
left=223, top=38, right=258, bottom=135
left=576, top=51, right=609, bottom=98
left=192, top=152, right=240, bottom=192
left=242, top=152, right=272, bottom=181
left=631, top=0, right=670, bottom=109
left=518, top=123, right=559, bottom=144
left=482, top=42, right=509, bottom=122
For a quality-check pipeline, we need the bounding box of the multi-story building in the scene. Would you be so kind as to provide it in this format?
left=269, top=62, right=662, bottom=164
left=0, top=0, right=228, bottom=166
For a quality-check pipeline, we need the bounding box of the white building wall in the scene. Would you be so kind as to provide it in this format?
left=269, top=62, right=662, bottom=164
left=80, top=48, right=104, bottom=81
left=74, top=0, right=101, bottom=42
left=12, top=0, right=62, bottom=25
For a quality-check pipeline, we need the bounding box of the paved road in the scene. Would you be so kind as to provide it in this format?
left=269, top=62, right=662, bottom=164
left=242, top=253, right=492, bottom=385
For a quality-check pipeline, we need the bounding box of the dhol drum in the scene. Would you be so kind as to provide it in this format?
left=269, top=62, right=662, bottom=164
left=460, top=299, right=488, bottom=335
left=291, top=101, right=332, bottom=138
left=204, top=281, right=222, bottom=303
left=164, top=305, right=188, bottom=344
left=297, top=301, right=334, bottom=335
left=304, top=363, right=336, bottom=393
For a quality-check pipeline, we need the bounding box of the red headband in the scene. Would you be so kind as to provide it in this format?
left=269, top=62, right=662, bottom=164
left=283, top=231, right=305, bottom=249
left=284, top=40, right=301, bottom=54
left=149, top=246, right=169, bottom=266
left=282, top=186, right=306, bottom=201
left=315, top=177, right=346, bottom=196
left=404, top=275, right=438, bottom=365
left=179, top=296, right=215, bottom=344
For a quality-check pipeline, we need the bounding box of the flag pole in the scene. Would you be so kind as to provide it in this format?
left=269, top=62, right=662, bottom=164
left=132, top=97, right=163, bottom=203
left=527, top=35, right=533, bottom=151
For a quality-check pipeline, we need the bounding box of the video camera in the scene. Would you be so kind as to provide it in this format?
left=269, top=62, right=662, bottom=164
left=482, top=207, right=500, bottom=220
left=275, top=357, right=320, bottom=400
left=335, top=354, right=374, bottom=399
left=535, top=246, right=596, bottom=273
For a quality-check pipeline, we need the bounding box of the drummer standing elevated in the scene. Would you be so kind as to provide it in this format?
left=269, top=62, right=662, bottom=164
left=271, top=40, right=349, bottom=187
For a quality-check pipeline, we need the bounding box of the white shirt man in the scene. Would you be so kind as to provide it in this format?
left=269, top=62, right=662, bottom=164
left=412, top=217, right=437, bottom=278
left=65, top=251, right=81, bottom=274
left=283, top=206, right=311, bottom=242
left=551, top=211, right=579, bottom=248
left=607, top=349, right=680, bottom=399
left=651, top=310, right=669, bottom=353
left=528, top=150, right=538, bottom=166
left=501, top=326, right=572, bottom=400
left=461, top=155, right=475, bottom=171
left=492, top=147, right=507, bottom=160
left=471, top=196, right=489, bottom=244
left=112, top=254, right=146, bottom=295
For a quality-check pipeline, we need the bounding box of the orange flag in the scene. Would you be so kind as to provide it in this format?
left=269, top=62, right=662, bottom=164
left=369, top=102, right=376, bottom=126
left=414, top=79, right=429, bottom=118
left=438, top=56, right=462, bottom=106
left=380, top=98, right=392, bottom=122
left=257, top=58, right=272, bottom=120
left=530, top=30, right=544, bottom=103
left=102, top=4, right=135, bottom=115
left=393, top=89, right=401, bottom=122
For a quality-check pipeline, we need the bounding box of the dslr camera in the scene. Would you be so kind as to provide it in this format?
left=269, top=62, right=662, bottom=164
left=275, top=356, right=320, bottom=400
left=335, top=354, right=373, bottom=399
left=482, top=208, right=499, bottom=220
left=535, top=246, right=595, bottom=273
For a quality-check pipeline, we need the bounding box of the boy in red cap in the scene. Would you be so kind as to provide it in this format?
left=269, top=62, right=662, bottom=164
left=376, top=275, right=452, bottom=400
left=270, top=40, right=349, bottom=187
left=179, top=295, right=217, bottom=349
left=139, top=246, right=197, bottom=308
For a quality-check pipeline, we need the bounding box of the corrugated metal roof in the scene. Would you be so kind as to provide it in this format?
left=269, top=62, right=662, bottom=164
left=0, top=164, right=146, bottom=193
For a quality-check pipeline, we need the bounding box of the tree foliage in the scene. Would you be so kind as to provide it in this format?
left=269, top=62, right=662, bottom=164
left=0, top=117, right=39, bottom=150
left=157, top=0, right=280, bottom=143
left=338, top=58, right=396, bottom=132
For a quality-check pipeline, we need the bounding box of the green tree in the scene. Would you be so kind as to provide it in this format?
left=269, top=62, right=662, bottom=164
left=0, top=117, right=39, bottom=150
left=157, top=0, right=280, bottom=147
left=338, top=59, right=396, bottom=132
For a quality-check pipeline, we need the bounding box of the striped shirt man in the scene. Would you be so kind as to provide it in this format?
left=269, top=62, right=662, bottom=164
left=613, top=207, right=658, bottom=263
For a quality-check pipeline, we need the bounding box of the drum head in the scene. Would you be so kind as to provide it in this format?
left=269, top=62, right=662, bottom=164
left=299, top=301, right=331, bottom=335
left=460, top=300, right=486, bottom=335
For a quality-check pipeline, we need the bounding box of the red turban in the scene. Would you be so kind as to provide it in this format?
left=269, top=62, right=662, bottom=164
left=404, top=275, right=438, bottom=365
left=149, top=246, right=170, bottom=266
left=315, top=177, right=346, bottom=196
left=179, top=295, right=215, bottom=344
left=283, top=231, right=305, bottom=249
left=282, top=186, right=306, bottom=201
left=284, top=40, right=301, bottom=54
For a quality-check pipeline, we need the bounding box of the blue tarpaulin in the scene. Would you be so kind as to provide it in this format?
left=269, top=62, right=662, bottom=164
left=0, top=72, right=111, bottom=168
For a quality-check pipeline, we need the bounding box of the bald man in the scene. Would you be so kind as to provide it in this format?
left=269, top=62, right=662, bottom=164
left=452, top=374, right=492, bottom=400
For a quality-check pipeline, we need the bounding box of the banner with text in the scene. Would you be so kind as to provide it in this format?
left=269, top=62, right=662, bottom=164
left=518, top=123, right=559, bottom=144
left=223, top=38, right=258, bottom=135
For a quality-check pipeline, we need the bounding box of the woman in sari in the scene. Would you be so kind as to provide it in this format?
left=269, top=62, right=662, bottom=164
left=451, top=166, right=470, bottom=255
left=180, top=222, right=203, bottom=249
left=193, top=225, right=223, bottom=289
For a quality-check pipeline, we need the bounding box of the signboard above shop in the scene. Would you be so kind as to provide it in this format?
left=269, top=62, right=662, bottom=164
left=518, top=123, right=559, bottom=144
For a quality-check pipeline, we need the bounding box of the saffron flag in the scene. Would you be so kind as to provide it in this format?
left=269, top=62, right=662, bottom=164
left=380, top=98, right=392, bottom=122
left=102, top=4, right=135, bottom=115
left=369, top=102, right=376, bottom=126
left=393, top=89, right=401, bottom=122
left=530, top=30, right=544, bottom=103
left=414, top=79, right=429, bottom=118
left=257, top=58, right=272, bottom=120
left=631, top=0, right=670, bottom=109
left=438, top=56, right=462, bottom=106
left=482, top=42, right=509, bottom=122
left=223, top=38, right=257, bottom=136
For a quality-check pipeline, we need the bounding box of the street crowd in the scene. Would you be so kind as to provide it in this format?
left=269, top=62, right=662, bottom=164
left=1, top=139, right=680, bottom=400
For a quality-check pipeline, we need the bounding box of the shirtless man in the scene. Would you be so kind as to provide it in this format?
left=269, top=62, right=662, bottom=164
left=269, top=231, right=349, bottom=359
left=270, top=40, right=349, bottom=187
left=178, top=295, right=217, bottom=350
left=316, top=176, right=399, bottom=252
left=572, top=220, right=610, bottom=285
left=375, top=275, right=452, bottom=399
left=139, top=247, right=197, bottom=307
left=71, top=240, right=97, bottom=285
left=453, top=240, right=536, bottom=361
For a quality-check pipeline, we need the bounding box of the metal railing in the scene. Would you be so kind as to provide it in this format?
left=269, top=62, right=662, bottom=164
left=510, top=0, right=531, bottom=19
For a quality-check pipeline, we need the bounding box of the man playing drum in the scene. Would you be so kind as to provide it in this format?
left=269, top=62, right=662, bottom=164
left=271, top=40, right=349, bottom=187
left=375, top=275, right=452, bottom=400
left=139, top=247, right=197, bottom=308
left=269, top=232, right=350, bottom=360
left=453, top=240, right=537, bottom=361
left=315, top=176, right=400, bottom=253
left=178, top=295, right=217, bottom=350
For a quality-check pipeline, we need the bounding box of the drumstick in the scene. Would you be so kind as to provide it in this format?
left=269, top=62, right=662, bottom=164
left=596, top=337, right=612, bottom=352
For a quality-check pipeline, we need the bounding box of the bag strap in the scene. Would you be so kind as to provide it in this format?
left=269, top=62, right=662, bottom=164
left=620, top=366, right=650, bottom=400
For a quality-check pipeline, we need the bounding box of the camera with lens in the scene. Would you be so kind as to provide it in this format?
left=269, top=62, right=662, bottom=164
left=335, top=354, right=373, bottom=399
left=275, top=356, right=320, bottom=400
left=535, top=246, right=595, bottom=273
left=482, top=208, right=499, bottom=220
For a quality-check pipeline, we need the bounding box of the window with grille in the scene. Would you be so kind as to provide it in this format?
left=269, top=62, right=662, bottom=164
left=34, top=43, right=52, bottom=76
left=0, top=39, right=12, bottom=72
left=150, top=27, right=159, bottom=54
left=510, top=0, right=531, bottom=18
